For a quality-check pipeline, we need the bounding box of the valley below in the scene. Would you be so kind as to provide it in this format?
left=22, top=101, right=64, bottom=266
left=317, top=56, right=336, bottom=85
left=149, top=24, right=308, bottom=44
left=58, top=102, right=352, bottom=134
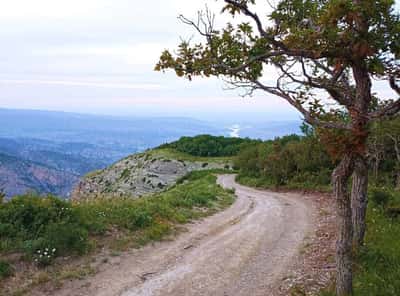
left=0, top=108, right=300, bottom=199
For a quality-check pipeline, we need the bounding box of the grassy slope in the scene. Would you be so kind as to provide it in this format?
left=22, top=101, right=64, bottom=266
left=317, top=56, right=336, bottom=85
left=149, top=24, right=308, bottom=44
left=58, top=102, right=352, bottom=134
left=0, top=171, right=235, bottom=294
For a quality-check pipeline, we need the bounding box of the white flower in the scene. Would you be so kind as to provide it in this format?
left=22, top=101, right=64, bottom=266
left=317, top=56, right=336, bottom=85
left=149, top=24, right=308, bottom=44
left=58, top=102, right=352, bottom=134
left=37, top=250, right=41, bottom=254
left=44, top=252, right=48, bottom=255
left=52, top=248, right=56, bottom=252
left=39, top=255, right=43, bottom=258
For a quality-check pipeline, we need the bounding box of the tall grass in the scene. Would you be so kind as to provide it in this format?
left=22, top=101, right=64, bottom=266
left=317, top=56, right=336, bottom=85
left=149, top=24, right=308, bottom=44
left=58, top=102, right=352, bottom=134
left=352, top=189, right=400, bottom=295
left=320, top=189, right=400, bottom=295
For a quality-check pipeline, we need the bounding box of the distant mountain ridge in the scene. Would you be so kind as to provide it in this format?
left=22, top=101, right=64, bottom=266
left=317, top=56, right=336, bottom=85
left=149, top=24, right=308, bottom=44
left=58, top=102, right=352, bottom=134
left=0, top=108, right=302, bottom=198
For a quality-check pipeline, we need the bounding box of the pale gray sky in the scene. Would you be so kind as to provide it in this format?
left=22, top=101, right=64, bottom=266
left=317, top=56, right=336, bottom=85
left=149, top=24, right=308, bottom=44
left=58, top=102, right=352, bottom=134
left=0, top=0, right=397, bottom=121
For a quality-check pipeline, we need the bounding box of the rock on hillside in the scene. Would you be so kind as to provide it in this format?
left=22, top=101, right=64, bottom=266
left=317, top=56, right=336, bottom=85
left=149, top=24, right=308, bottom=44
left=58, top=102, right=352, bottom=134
left=72, top=149, right=229, bottom=201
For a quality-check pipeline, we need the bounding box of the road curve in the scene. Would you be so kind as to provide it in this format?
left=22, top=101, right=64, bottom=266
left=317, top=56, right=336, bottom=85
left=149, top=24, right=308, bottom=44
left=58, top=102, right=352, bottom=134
left=50, top=175, right=315, bottom=296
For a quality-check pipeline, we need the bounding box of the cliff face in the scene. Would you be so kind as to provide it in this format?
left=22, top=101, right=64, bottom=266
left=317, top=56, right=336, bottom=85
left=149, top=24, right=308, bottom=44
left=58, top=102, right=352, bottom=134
left=72, top=149, right=229, bottom=201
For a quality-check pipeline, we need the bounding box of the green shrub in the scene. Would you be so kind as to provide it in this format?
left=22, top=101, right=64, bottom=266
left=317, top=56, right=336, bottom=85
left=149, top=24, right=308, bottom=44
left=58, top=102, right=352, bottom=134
left=0, top=194, right=79, bottom=238
left=159, top=135, right=261, bottom=157
left=370, top=189, right=391, bottom=208
left=0, top=260, right=14, bottom=279
left=0, top=194, right=88, bottom=259
left=126, top=208, right=154, bottom=230
left=42, top=223, right=89, bottom=255
left=235, top=133, right=334, bottom=190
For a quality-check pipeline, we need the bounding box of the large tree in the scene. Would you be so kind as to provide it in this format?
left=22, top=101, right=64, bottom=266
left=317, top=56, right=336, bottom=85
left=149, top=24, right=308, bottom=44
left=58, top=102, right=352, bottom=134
left=156, top=0, right=400, bottom=294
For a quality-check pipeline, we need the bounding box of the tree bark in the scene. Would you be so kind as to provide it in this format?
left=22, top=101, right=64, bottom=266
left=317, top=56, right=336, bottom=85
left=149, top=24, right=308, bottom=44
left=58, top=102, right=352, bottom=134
left=396, top=173, right=400, bottom=190
left=333, top=154, right=354, bottom=296
left=351, top=156, right=368, bottom=248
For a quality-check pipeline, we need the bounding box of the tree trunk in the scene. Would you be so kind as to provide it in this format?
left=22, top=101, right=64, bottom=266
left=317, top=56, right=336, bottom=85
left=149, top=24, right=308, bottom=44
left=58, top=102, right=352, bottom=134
left=351, top=156, right=368, bottom=248
left=333, top=154, right=354, bottom=296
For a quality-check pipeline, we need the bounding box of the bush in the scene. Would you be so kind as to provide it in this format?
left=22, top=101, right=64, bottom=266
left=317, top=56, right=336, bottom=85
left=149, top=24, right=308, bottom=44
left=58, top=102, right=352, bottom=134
left=0, top=194, right=88, bottom=259
left=370, top=189, right=391, bottom=208
left=0, top=260, right=14, bottom=279
left=234, top=133, right=334, bottom=189
left=0, top=194, right=80, bottom=239
left=126, top=208, right=154, bottom=230
left=42, top=223, right=89, bottom=255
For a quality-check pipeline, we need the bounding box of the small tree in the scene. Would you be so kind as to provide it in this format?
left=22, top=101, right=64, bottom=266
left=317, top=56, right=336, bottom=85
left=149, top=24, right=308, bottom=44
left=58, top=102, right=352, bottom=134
left=156, top=0, right=400, bottom=294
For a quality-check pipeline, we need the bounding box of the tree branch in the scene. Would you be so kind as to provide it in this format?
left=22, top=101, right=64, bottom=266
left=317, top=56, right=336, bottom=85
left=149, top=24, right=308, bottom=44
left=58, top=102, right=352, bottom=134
left=390, top=76, right=400, bottom=95
left=369, top=77, right=400, bottom=118
left=250, top=79, right=352, bottom=130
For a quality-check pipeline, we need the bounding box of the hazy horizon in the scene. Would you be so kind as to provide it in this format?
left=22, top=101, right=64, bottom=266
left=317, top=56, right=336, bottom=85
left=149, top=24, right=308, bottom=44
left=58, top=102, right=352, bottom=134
left=0, top=0, right=397, bottom=121
left=0, top=0, right=298, bottom=121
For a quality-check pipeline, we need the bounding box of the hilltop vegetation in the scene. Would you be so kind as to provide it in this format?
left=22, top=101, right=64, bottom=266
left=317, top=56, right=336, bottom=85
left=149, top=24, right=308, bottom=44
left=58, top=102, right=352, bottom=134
left=235, top=132, right=333, bottom=191
left=159, top=134, right=261, bottom=157
left=235, top=118, right=400, bottom=192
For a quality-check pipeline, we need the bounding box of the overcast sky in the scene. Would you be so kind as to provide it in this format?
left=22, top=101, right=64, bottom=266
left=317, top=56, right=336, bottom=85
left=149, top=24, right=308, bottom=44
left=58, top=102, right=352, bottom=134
left=0, top=0, right=397, bottom=122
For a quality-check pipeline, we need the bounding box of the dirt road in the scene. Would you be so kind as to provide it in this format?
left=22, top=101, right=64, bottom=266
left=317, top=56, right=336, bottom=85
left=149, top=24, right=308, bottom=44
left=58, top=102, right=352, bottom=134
left=52, top=175, right=316, bottom=296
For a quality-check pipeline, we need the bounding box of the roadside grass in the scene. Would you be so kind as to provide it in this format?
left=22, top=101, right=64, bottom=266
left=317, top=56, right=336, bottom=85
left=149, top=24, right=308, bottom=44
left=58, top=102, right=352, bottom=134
left=351, top=189, right=400, bottom=295
left=0, top=171, right=235, bottom=293
left=318, top=188, right=400, bottom=296
left=235, top=174, right=332, bottom=193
